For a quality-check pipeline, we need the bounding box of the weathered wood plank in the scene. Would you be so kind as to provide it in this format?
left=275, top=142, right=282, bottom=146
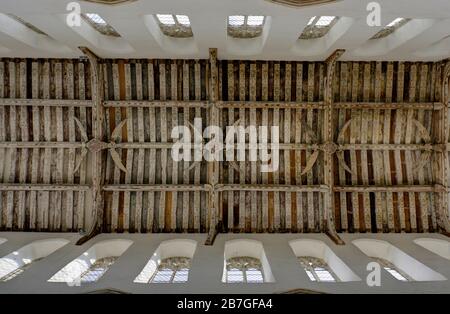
left=373, top=62, right=384, bottom=232
left=41, top=61, right=51, bottom=230
left=171, top=62, right=178, bottom=231
left=135, top=63, right=144, bottom=233
left=147, top=61, right=156, bottom=232
left=65, top=61, right=75, bottom=231
left=77, top=61, right=87, bottom=231
left=261, top=62, right=269, bottom=231
left=159, top=62, right=167, bottom=231
left=273, top=63, right=281, bottom=231
left=194, top=61, right=201, bottom=231
left=182, top=62, right=190, bottom=231
left=350, top=62, right=360, bottom=232
left=227, top=61, right=234, bottom=231
left=338, top=62, right=348, bottom=231
left=384, top=62, right=394, bottom=232
left=361, top=63, right=371, bottom=231
left=295, top=62, right=303, bottom=232
left=284, top=63, right=292, bottom=231
left=17, top=61, right=27, bottom=230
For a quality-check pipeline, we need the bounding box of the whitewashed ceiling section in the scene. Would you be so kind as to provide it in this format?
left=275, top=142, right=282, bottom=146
left=0, top=0, right=449, bottom=60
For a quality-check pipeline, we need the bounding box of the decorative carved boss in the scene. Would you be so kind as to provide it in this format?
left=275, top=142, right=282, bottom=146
left=73, top=117, right=129, bottom=173
left=267, top=0, right=338, bottom=7
left=300, top=119, right=433, bottom=176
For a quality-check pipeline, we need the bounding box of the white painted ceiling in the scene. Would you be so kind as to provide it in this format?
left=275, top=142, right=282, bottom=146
left=0, top=0, right=449, bottom=61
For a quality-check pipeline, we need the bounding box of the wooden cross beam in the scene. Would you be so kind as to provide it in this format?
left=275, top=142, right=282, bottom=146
left=434, top=59, right=450, bottom=236
left=323, top=49, right=346, bottom=245
left=205, top=48, right=221, bottom=246
left=76, top=47, right=105, bottom=246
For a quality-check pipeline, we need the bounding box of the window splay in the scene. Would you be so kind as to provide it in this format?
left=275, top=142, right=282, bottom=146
left=370, top=18, right=411, bottom=40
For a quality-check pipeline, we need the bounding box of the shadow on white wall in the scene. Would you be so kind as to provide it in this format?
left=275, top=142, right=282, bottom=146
left=413, top=238, right=450, bottom=261
left=353, top=239, right=446, bottom=281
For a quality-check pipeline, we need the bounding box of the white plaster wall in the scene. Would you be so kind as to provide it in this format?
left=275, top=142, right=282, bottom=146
left=414, top=238, right=450, bottom=261
left=1, top=0, right=450, bottom=60
left=0, top=232, right=449, bottom=294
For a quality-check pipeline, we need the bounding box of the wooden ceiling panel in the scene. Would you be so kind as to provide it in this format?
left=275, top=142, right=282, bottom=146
left=0, top=55, right=449, bottom=240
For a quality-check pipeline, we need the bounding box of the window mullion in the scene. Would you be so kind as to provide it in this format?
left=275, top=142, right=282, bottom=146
left=312, top=267, right=321, bottom=282
left=170, top=269, right=176, bottom=283
left=312, top=16, right=320, bottom=26
left=174, top=14, right=180, bottom=28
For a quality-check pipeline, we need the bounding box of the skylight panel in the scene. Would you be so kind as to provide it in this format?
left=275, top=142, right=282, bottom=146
left=172, top=269, right=189, bottom=283
left=148, top=257, right=192, bottom=283
left=315, top=268, right=336, bottom=282
left=229, top=15, right=245, bottom=26
left=305, top=270, right=316, bottom=281
left=385, top=267, right=408, bottom=281
left=6, top=14, right=48, bottom=36
left=375, top=258, right=413, bottom=282
left=246, top=268, right=264, bottom=283
left=227, top=269, right=244, bottom=283
left=155, top=14, right=193, bottom=38
left=82, top=13, right=120, bottom=37
left=247, top=15, right=265, bottom=26
left=387, top=18, right=405, bottom=28
left=298, top=256, right=339, bottom=282
left=152, top=269, right=174, bottom=283
left=316, top=16, right=335, bottom=26
left=227, top=15, right=266, bottom=39
left=307, top=16, right=316, bottom=25
left=157, top=14, right=176, bottom=25
left=176, top=15, right=190, bottom=26
left=79, top=257, right=117, bottom=283
left=226, top=257, right=265, bottom=283
left=299, top=16, right=339, bottom=39
left=370, top=18, right=411, bottom=40
left=85, top=13, right=107, bottom=25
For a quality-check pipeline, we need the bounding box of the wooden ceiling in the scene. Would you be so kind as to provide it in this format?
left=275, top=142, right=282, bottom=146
left=0, top=49, right=449, bottom=245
